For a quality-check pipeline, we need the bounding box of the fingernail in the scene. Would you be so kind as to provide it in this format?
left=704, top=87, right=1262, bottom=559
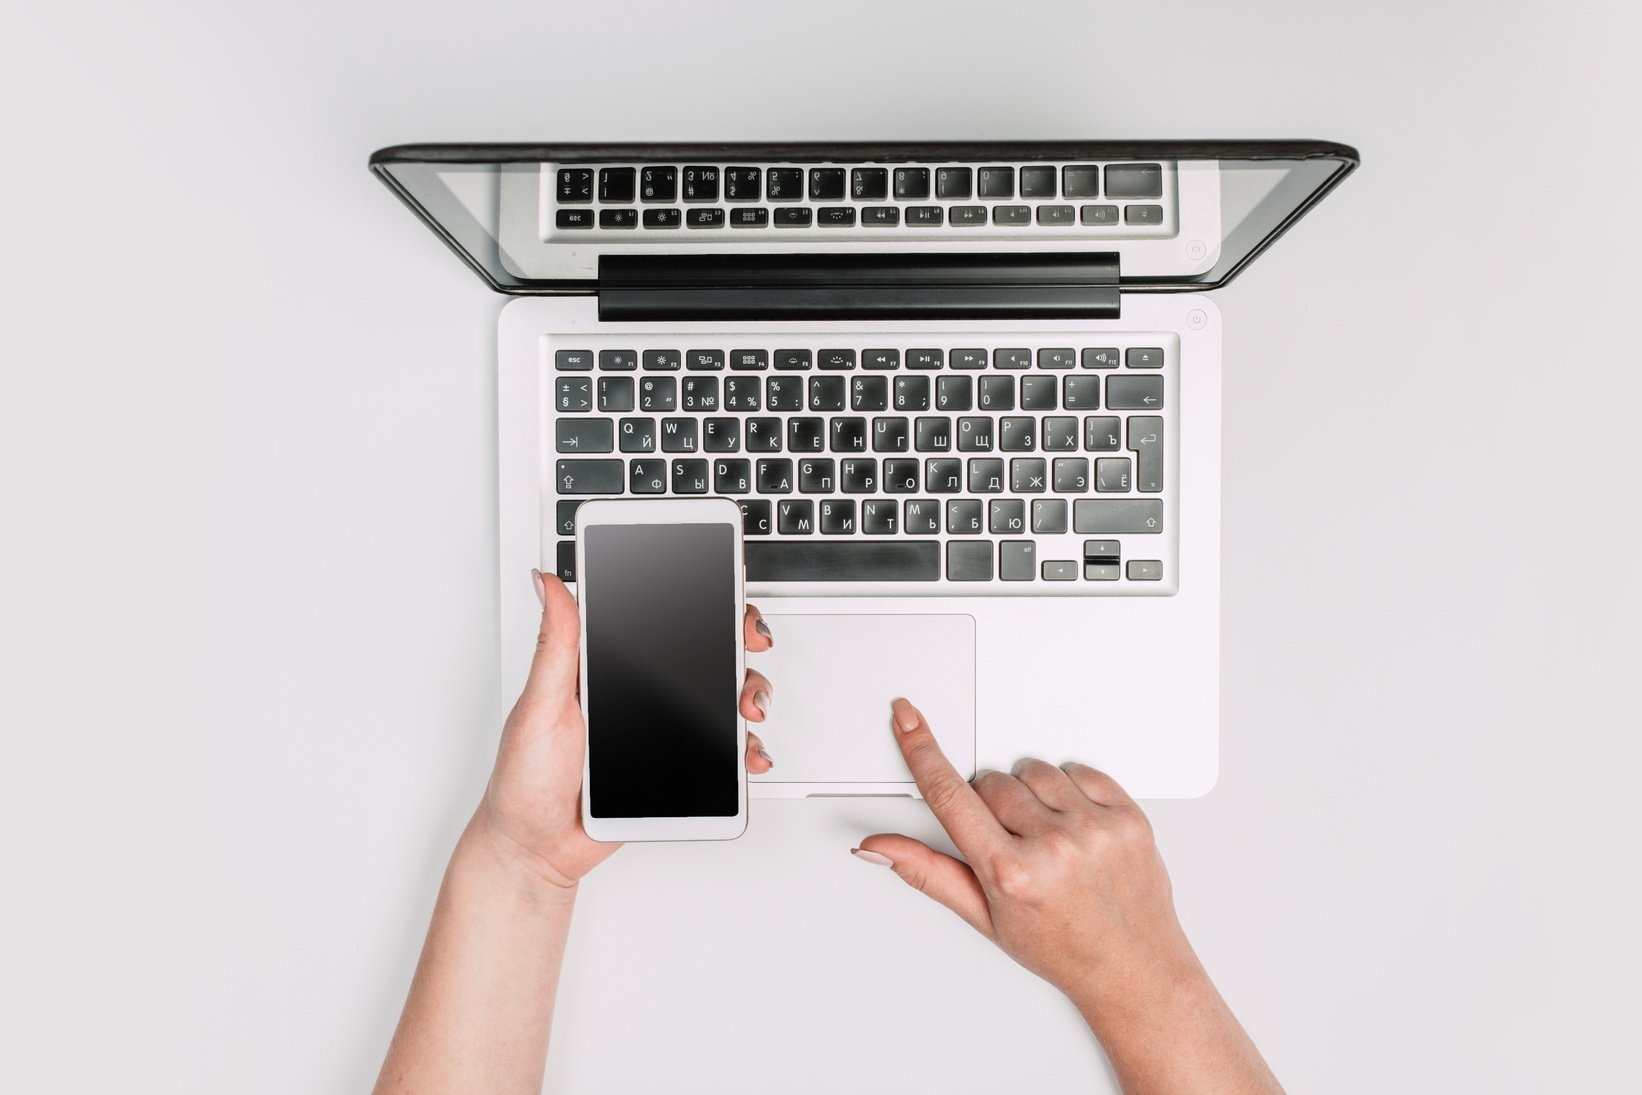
left=892, top=700, right=920, bottom=734
left=850, top=847, right=893, bottom=868
left=531, top=568, right=547, bottom=608
left=753, top=689, right=771, bottom=718
left=755, top=618, right=773, bottom=644
left=757, top=747, right=774, bottom=767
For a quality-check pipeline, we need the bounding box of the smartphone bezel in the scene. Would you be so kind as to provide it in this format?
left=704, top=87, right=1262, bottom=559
left=575, top=497, right=748, bottom=842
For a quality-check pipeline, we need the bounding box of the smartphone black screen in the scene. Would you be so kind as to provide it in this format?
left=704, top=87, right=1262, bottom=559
left=583, top=522, right=739, bottom=818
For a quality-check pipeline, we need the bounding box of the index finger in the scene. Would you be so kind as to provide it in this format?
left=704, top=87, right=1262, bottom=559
left=891, top=699, right=1008, bottom=855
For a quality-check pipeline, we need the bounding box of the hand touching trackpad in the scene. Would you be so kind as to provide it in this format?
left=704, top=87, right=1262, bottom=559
left=748, top=614, right=976, bottom=789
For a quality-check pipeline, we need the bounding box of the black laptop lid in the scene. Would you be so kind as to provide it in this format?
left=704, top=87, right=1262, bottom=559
left=369, top=141, right=1357, bottom=309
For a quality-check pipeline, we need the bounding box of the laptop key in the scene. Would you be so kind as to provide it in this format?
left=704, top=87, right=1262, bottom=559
left=831, top=417, right=867, bottom=452
left=597, top=376, right=634, bottom=412
left=682, top=166, right=720, bottom=201
left=599, top=349, right=638, bottom=371
left=1084, top=416, right=1122, bottom=451
left=904, top=499, right=940, bottom=534
left=714, top=458, right=751, bottom=494
left=599, top=168, right=636, bottom=203
left=872, top=417, right=910, bottom=453
left=1037, top=205, right=1075, bottom=226
left=977, top=166, right=1015, bottom=199
left=672, top=459, right=709, bottom=494
left=820, top=500, right=857, bottom=534
left=757, top=458, right=794, bottom=494
left=618, top=416, right=656, bottom=453
left=766, top=376, right=802, bottom=411
left=952, top=349, right=988, bottom=371
left=599, top=209, right=637, bottom=228
left=936, top=167, right=973, bottom=199
left=643, top=349, right=682, bottom=371
left=687, top=350, right=725, bottom=371
left=852, top=168, right=888, bottom=200
left=556, top=349, right=594, bottom=371
left=555, top=458, right=623, bottom=494
left=766, top=168, right=804, bottom=200
left=556, top=541, right=576, bottom=582
left=557, top=169, right=593, bottom=202
left=1128, top=415, right=1164, bottom=492
left=556, top=377, right=592, bottom=412
left=979, top=375, right=1015, bottom=410
left=1019, top=165, right=1056, bottom=198
left=999, top=417, right=1036, bottom=451
left=1080, top=204, right=1118, bottom=225
left=687, top=208, right=725, bottom=228
left=992, top=205, right=1031, bottom=225
left=730, top=207, right=769, bottom=228
left=915, top=417, right=952, bottom=452
left=818, top=206, right=857, bottom=227
left=1032, top=498, right=1069, bottom=534
left=774, top=207, right=814, bottom=227
left=1125, top=204, right=1165, bottom=225
left=745, top=417, right=782, bottom=453
left=906, top=206, right=944, bottom=226
left=1063, top=375, right=1101, bottom=410
left=947, top=499, right=984, bottom=534
left=1042, top=560, right=1078, bottom=581
left=639, top=166, right=676, bottom=202
left=1042, top=416, right=1079, bottom=451
left=1127, top=347, right=1165, bottom=369
left=660, top=417, right=697, bottom=452
left=681, top=376, right=718, bottom=411
left=1105, top=163, right=1163, bottom=200
left=950, top=205, right=987, bottom=226
left=1011, top=457, right=1048, bottom=493
left=841, top=458, right=877, bottom=493
left=1082, top=347, right=1120, bottom=369
left=1096, top=457, right=1132, bottom=492
left=862, top=499, right=897, bottom=534
left=956, top=416, right=993, bottom=452
left=556, top=499, right=583, bottom=536
left=556, top=418, right=613, bottom=453
left=884, top=457, right=920, bottom=492
left=1062, top=165, right=1100, bottom=199
left=1038, top=348, right=1076, bottom=371
left=775, top=350, right=813, bottom=371
left=745, top=541, right=939, bottom=580
left=989, top=499, right=1025, bottom=534
left=809, top=168, right=846, bottom=201
left=863, top=349, right=899, bottom=370
left=1073, top=499, right=1164, bottom=534
left=819, top=349, right=856, bottom=371
left=936, top=375, right=973, bottom=411
left=968, top=458, right=1004, bottom=493
left=1053, top=457, right=1090, bottom=492
left=1020, top=375, right=1058, bottom=410
left=862, top=207, right=900, bottom=226
left=556, top=209, right=594, bottom=229
left=725, top=167, right=762, bottom=201
left=907, top=349, right=944, bottom=370
left=638, top=376, right=677, bottom=412
left=926, top=458, right=962, bottom=493
left=1127, top=560, right=1164, bottom=581
left=994, top=348, right=1032, bottom=370
left=777, top=500, right=815, bottom=535
left=1000, top=540, right=1036, bottom=581
left=740, top=499, right=772, bottom=535
left=894, top=168, right=931, bottom=199
left=629, top=460, right=666, bottom=494
left=895, top=375, right=931, bottom=411
left=724, top=376, right=761, bottom=411
left=947, top=541, right=994, bottom=581
left=643, top=207, right=681, bottom=228
left=810, top=375, right=846, bottom=411
left=704, top=418, right=739, bottom=453
left=788, top=417, right=825, bottom=451
left=1106, top=375, right=1164, bottom=410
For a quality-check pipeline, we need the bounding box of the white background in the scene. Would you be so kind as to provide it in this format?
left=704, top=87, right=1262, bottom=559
left=3, top=1, right=1639, bottom=1091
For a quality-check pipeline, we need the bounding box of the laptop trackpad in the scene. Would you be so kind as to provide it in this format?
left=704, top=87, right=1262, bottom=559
left=748, top=614, right=975, bottom=788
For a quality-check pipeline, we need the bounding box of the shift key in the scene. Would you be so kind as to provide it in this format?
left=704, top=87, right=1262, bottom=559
left=1073, top=499, right=1163, bottom=533
left=555, top=459, right=624, bottom=494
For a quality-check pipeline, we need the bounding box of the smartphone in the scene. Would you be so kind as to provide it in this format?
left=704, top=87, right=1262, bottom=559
left=575, top=498, right=747, bottom=842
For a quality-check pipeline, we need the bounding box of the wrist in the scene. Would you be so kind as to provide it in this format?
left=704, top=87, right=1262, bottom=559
left=457, top=811, right=581, bottom=910
left=1065, top=937, right=1213, bottom=1037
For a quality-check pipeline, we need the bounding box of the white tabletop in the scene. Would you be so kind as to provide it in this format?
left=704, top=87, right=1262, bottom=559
left=4, top=2, right=1639, bottom=1091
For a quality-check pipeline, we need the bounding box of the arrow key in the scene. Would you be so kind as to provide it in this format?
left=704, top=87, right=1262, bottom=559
left=1105, top=375, right=1164, bottom=411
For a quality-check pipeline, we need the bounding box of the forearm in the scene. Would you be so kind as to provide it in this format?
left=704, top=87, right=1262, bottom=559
left=1071, top=953, right=1283, bottom=1095
left=374, top=814, right=579, bottom=1095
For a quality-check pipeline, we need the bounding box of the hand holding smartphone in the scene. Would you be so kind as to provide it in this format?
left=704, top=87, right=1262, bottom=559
left=575, top=499, right=748, bottom=841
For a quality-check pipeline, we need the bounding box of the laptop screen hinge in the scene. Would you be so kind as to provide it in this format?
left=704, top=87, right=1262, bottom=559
left=596, top=253, right=1120, bottom=321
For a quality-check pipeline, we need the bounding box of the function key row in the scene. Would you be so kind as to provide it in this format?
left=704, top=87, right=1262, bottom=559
left=558, top=163, right=1163, bottom=205
left=553, top=347, right=1164, bottom=371
left=554, top=203, right=1162, bottom=230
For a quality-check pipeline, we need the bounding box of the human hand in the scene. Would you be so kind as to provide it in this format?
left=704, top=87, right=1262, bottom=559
left=470, top=570, right=776, bottom=894
left=852, top=699, right=1203, bottom=1017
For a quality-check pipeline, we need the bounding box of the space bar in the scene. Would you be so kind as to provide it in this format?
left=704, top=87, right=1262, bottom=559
left=745, top=542, right=940, bottom=582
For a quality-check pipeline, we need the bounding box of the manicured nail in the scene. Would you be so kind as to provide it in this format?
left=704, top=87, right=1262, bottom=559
left=851, top=847, right=893, bottom=867
left=753, top=689, right=771, bottom=718
left=757, top=747, right=774, bottom=767
left=892, top=699, right=921, bottom=734
left=531, top=568, right=547, bottom=608
left=755, top=618, right=773, bottom=644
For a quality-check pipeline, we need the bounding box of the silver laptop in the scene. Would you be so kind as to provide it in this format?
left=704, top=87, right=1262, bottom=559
left=371, top=141, right=1358, bottom=798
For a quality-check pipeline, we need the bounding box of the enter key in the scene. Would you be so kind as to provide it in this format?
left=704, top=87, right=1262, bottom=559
left=1127, top=416, right=1164, bottom=493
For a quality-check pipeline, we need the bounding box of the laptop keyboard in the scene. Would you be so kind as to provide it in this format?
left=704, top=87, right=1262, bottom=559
left=545, top=160, right=1175, bottom=240
left=546, top=334, right=1179, bottom=594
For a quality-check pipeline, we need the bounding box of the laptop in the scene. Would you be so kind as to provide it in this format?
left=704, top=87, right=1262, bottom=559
left=371, top=141, right=1358, bottom=798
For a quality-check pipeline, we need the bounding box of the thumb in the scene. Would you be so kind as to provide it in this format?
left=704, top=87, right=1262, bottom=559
left=518, top=570, right=581, bottom=712
left=853, top=834, right=994, bottom=938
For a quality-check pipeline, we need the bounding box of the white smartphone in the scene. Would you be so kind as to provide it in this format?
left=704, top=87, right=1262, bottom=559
left=575, top=497, right=747, bottom=842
